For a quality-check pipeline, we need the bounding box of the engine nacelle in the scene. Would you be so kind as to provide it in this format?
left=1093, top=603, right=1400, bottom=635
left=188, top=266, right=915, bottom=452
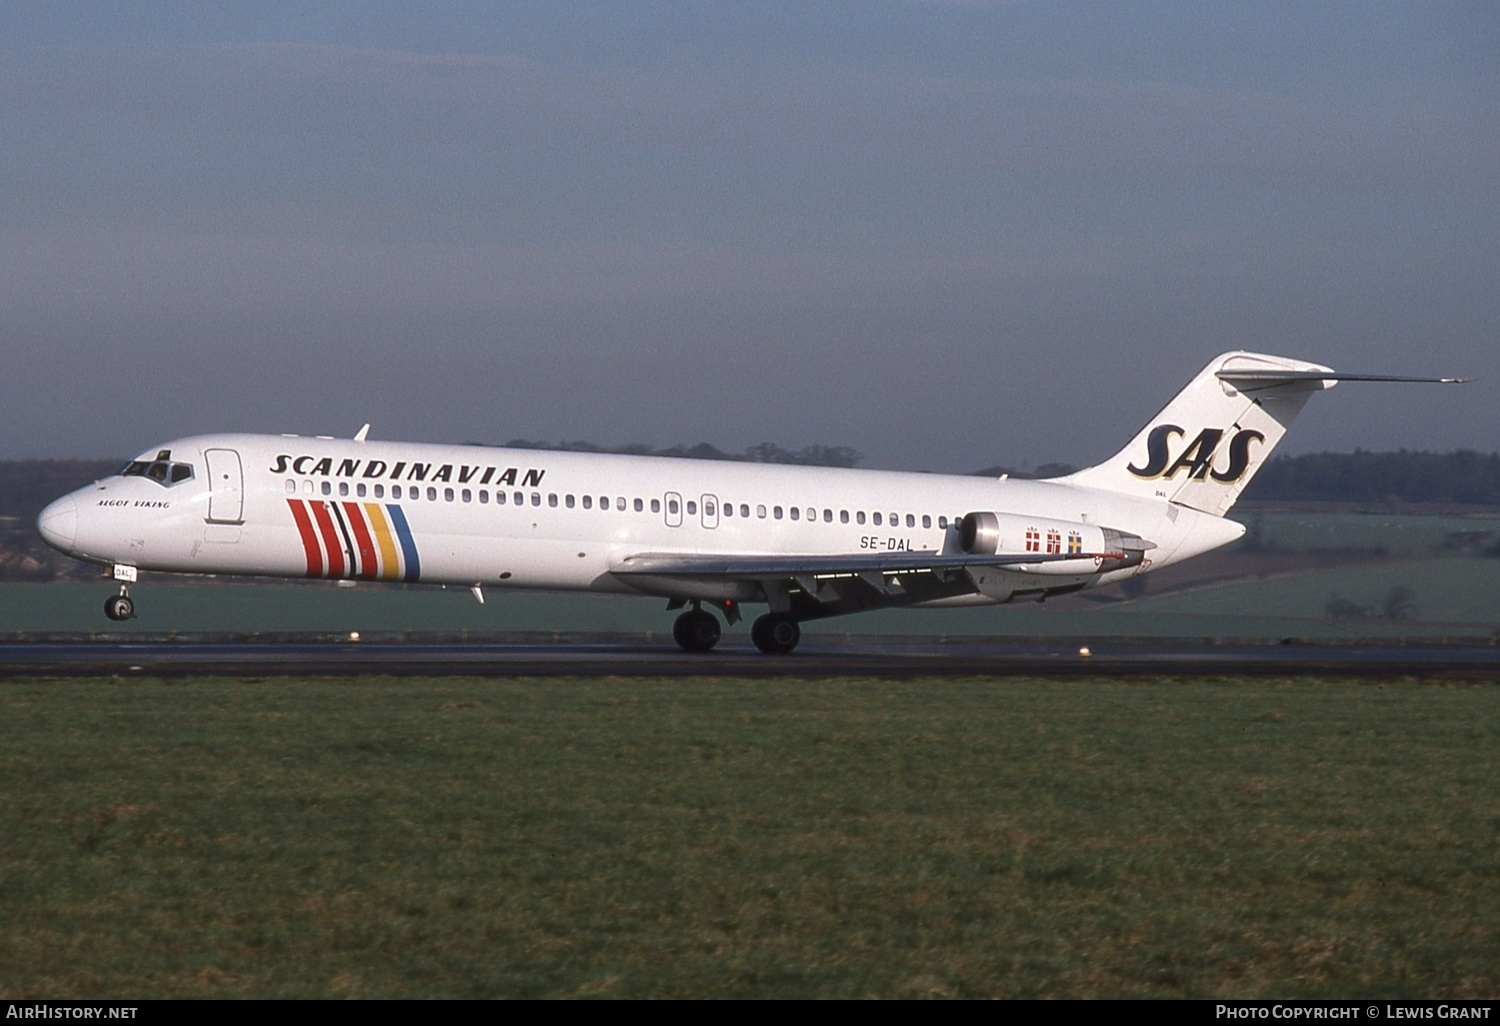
left=957, top=511, right=1151, bottom=574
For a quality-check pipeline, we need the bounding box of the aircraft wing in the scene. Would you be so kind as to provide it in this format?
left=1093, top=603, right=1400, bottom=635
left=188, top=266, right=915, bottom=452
left=612, top=549, right=1100, bottom=578
left=610, top=548, right=1118, bottom=614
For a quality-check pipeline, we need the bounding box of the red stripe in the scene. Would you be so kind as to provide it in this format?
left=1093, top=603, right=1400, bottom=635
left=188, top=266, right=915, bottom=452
left=286, top=499, right=323, bottom=578
left=309, top=501, right=346, bottom=578
left=342, top=502, right=380, bottom=580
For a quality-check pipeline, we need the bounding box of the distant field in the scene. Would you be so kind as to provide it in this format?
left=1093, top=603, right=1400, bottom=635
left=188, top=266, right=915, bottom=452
left=1240, top=511, right=1500, bottom=555
left=2, top=675, right=1495, bottom=998
left=3, top=512, right=1497, bottom=641
left=3, top=559, right=1496, bottom=642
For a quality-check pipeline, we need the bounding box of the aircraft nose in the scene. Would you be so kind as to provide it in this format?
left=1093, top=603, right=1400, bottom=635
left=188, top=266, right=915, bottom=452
left=37, top=495, right=78, bottom=553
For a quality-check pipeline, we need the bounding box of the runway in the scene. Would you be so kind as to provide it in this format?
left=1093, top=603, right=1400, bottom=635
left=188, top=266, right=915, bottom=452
left=2, top=636, right=1499, bottom=678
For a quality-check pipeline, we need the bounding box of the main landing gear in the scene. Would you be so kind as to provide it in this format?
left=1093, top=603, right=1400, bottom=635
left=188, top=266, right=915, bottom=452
left=672, top=605, right=722, bottom=653
left=750, top=613, right=800, bottom=655
left=670, top=603, right=803, bottom=655
left=104, top=587, right=135, bottom=621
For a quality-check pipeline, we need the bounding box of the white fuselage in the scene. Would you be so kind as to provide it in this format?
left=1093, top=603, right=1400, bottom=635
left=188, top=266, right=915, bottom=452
left=38, top=432, right=1243, bottom=607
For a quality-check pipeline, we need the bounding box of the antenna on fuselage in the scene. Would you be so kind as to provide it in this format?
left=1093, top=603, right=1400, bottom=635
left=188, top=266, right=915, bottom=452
left=354, top=424, right=371, bottom=442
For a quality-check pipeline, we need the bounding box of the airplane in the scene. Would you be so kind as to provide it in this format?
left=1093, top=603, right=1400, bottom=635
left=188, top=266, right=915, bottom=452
left=35, top=351, right=1464, bottom=654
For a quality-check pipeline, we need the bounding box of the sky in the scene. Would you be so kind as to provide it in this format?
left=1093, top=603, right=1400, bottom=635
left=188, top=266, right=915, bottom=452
left=2, top=2, right=1496, bottom=471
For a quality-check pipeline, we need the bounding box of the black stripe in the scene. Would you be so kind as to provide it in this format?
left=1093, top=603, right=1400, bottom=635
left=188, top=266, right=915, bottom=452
left=327, top=501, right=358, bottom=578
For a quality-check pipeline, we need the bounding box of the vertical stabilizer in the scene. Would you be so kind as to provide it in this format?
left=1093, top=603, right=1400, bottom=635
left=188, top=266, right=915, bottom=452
left=1056, top=351, right=1334, bottom=516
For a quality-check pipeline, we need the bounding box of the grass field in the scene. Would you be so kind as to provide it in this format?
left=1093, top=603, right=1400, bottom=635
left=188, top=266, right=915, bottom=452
left=2, top=675, right=1496, bottom=998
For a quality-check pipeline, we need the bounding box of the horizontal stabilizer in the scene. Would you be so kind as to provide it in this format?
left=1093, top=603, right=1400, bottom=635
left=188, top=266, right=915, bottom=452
left=1218, top=369, right=1470, bottom=388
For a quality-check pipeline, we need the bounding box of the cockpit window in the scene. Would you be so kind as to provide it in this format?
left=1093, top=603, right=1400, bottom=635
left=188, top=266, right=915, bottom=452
left=120, top=449, right=195, bottom=487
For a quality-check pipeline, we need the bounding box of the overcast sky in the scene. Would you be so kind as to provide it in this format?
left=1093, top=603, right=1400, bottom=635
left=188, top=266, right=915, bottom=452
left=3, top=2, right=1496, bottom=471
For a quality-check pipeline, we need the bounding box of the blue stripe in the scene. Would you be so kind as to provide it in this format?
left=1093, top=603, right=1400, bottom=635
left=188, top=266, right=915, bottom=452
left=386, top=504, right=421, bottom=582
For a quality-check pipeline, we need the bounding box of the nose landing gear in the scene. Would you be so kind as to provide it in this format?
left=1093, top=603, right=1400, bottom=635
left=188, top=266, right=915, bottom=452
left=104, top=587, right=135, bottom=621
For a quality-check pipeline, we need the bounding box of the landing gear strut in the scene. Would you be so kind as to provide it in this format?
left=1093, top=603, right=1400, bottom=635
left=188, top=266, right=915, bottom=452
left=104, top=587, right=135, bottom=621
left=672, top=605, right=722, bottom=653
left=751, top=613, right=800, bottom=655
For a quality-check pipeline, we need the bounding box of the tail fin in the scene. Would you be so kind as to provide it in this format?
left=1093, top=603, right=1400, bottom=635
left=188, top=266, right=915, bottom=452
left=1058, top=351, right=1335, bottom=517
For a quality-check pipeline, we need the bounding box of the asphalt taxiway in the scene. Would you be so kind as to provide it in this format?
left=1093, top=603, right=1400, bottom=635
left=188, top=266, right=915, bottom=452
left=2, top=637, right=1498, bottom=678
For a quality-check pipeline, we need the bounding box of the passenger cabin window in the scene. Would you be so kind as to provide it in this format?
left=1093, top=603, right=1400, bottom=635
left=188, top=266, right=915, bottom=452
left=339, top=482, right=349, bottom=497
left=668, top=498, right=679, bottom=514
left=427, top=486, right=438, bottom=501
left=375, top=484, right=385, bottom=499
left=322, top=482, right=332, bottom=496
left=774, top=506, right=783, bottom=520
left=566, top=494, right=575, bottom=508
left=687, top=500, right=697, bottom=516
left=583, top=495, right=592, bottom=509
left=922, top=515, right=932, bottom=529
left=284, top=479, right=295, bottom=494
left=873, top=512, right=882, bottom=526
left=789, top=507, right=799, bottom=521
left=651, top=499, right=661, bottom=513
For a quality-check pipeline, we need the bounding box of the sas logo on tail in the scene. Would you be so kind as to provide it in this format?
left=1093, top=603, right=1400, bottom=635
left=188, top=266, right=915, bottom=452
left=287, top=499, right=421, bottom=582
left=1127, top=425, right=1265, bottom=483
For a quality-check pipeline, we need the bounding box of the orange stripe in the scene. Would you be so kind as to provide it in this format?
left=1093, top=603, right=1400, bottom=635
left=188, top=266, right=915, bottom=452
left=364, top=503, right=402, bottom=581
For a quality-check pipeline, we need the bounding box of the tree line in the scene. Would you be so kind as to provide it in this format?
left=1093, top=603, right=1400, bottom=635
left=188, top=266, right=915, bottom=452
left=4, top=449, right=1500, bottom=522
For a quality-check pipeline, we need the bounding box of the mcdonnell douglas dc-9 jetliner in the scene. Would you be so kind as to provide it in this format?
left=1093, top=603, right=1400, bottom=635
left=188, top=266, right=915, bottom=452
left=37, top=352, right=1462, bottom=653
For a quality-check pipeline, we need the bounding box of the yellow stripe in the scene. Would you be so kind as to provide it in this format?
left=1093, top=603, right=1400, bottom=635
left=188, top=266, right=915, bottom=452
left=365, top=503, right=402, bottom=581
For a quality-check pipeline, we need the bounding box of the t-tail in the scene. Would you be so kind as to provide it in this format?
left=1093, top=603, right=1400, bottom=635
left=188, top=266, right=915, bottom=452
left=1057, top=351, right=1467, bottom=517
